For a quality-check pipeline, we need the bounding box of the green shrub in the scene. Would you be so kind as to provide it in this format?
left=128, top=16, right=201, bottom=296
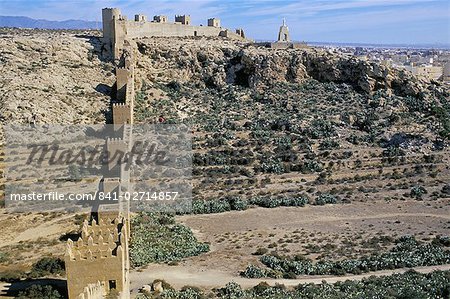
left=241, top=264, right=267, bottom=278
left=319, top=139, right=339, bottom=150
left=249, top=196, right=308, bottom=208
left=215, top=270, right=450, bottom=298
left=0, top=252, right=8, bottom=263
left=410, top=185, right=427, bottom=199
left=17, top=284, right=62, bottom=299
left=216, top=281, right=245, bottom=298
left=160, top=285, right=206, bottom=299
left=30, top=257, right=65, bottom=277
left=130, top=212, right=209, bottom=267
left=191, top=197, right=248, bottom=214
left=0, top=270, right=26, bottom=282
left=432, top=236, right=450, bottom=247
left=314, top=193, right=337, bottom=205
left=306, top=119, right=336, bottom=139
left=243, top=236, right=450, bottom=278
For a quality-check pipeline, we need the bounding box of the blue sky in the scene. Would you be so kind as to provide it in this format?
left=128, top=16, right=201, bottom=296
left=0, top=0, right=449, bottom=45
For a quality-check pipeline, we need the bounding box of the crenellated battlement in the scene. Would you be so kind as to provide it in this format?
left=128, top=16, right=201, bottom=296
left=76, top=281, right=105, bottom=299
left=113, top=103, right=131, bottom=107
left=106, top=137, right=128, bottom=147
left=66, top=215, right=129, bottom=297
left=67, top=10, right=138, bottom=298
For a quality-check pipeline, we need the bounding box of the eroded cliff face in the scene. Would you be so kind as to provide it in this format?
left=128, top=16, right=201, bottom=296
left=134, top=37, right=444, bottom=99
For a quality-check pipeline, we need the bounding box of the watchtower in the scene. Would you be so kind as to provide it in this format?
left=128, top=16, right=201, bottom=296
left=102, top=8, right=121, bottom=44
left=153, top=15, right=168, bottom=23
left=65, top=217, right=130, bottom=299
left=207, top=18, right=220, bottom=27
left=134, top=14, right=147, bottom=22
left=175, top=15, right=191, bottom=25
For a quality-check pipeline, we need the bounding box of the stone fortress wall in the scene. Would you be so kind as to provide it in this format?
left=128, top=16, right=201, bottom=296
left=66, top=31, right=137, bottom=299
left=76, top=281, right=105, bottom=299
left=66, top=6, right=252, bottom=298
left=102, top=8, right=248, bottom=59
left=65, top=218, right=129, bottom=299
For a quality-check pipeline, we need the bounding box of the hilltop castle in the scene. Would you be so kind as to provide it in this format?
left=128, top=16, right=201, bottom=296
left=102, top=7, right=248, bottom=59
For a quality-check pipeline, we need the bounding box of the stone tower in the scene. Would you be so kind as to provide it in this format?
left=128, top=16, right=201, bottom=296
left=175, top=15, right=191, bottom=25
left=277, top=18, right=290, bottom=42
left=65, top=217, right=130, bottom=299
left=207, top=18, right=220, bottom=27
left=102, top=8, right=121, bottom=46
left=66, top=32, right=135, bottom=299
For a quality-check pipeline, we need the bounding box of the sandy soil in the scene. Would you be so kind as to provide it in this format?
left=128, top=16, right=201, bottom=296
left=0, top=210, right=83, bottom=268
left=129, top=200, right=449, bottom=292
left=129, top=264, right=450, bottom=292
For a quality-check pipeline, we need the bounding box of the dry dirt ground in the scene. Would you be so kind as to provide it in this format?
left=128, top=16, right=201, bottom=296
left=0, top=211, right=82, bottom=270
left=129, top=264, right=450, bottom=293
left=129, top=200, right=450, bottom=291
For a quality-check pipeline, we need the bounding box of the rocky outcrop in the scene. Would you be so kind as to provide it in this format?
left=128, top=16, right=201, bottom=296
left=135, top=37, right=442, bottom=99
left=0, top=29, right=114, bottom=127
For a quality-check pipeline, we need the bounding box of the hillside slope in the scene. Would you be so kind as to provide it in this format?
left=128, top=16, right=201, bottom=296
left=133, top=37, right=449, bottom=204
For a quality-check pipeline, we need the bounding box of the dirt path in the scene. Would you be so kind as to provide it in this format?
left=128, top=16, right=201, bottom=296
left=129, top=264, right=450, bottom=292
left=127, top=201, right=449, bottom=295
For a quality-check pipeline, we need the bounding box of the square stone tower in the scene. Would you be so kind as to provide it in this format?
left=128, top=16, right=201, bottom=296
left=134, top=14, right=147, bottom=22
left=153, top=15, right=168, bottom=23
left=175, top=15, right=191, bottom=25
left=207, top=18, right=220, bottom=27
left=65, top=217, right=130, bottom=299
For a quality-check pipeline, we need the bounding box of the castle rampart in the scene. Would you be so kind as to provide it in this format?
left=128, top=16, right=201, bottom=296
left=67, top=34, right=136, bottom=297
left=70, top=5, right=244, bottom=298
left=113, top=104, right=133, bottom=125
left=76, top=281, right=105, bottom=299
left=102, top=8, right=248, bottom=59
left=66, top=217, right=129, bottom=299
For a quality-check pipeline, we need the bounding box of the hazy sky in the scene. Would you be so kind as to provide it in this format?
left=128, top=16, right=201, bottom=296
left=0, top=0, right=449, bottom=45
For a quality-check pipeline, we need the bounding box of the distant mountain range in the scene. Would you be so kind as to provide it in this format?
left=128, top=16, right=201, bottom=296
left=0, top=16, right=101, bottom=29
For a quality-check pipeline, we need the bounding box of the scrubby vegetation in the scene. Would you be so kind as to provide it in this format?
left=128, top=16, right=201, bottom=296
left=29, top=257, right=65, bottom=278
left=17, top=284, right=62, bottom=299
left=0, top=269, right=27, bottom=282
left=0, top=256, right=65, bottom=283
left=187, top=193, right=343, bottom=215
left=241, top=236, right=450, bottom=278
left=129, top=212, right=209, bottom=267
left=138, top=270, right=450, bottom=299
left=0, top=252, right=8, bottom=263
left=134, top=54, right=449, bottom=209
left=189, top=195, right=310, bottom=214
